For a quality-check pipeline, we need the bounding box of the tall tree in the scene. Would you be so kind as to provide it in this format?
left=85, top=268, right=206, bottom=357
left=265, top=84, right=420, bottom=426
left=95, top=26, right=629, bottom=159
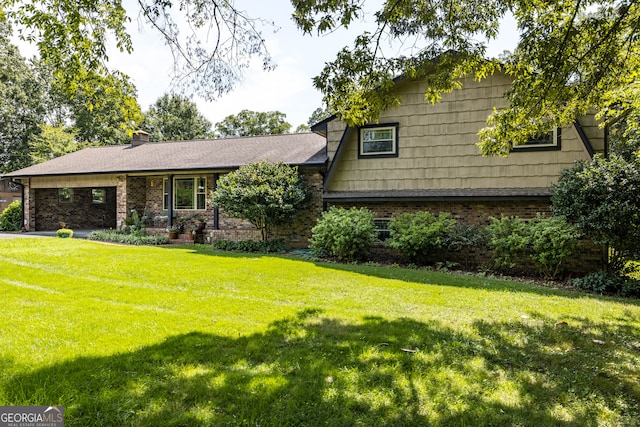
left=215, top=110, right=291, bottom=137
left=35, top=63, right=143, bottom=146
left=307, top=107, right=332, bottom=127
left=1, top=0, right=275, bottom=103
left=0, top=22, right=43, bottom=173
left=29, top=125, right=91, bottom=164
left=142, top=94, right=213, bottom=142
left=291, top=1, right=640, bottom=155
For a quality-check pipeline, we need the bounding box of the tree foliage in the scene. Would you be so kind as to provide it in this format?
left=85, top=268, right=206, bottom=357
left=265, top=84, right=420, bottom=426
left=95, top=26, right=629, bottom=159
left=551, top=155, right=640, bottom=268
left=1, top=0, right=275, bottom=103
left=291, top=1, right=640, bottom=155
left=29, top=125, right=91, bottom=164
left=307, top=107, right=332, bottom=126
left=35, top=61, right=142, bottom=146
left=214, top=109, right=291, bottom=137
left=0, top=22, right=43, bottom=173
left=142, top=94, right=213, bottom=142
left=211, top=161, right=308, bottom=241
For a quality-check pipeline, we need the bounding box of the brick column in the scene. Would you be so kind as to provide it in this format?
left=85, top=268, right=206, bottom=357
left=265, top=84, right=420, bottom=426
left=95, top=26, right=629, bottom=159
left=23, top=179, right=34, bottom=231
left=116, top=175, right=127, bottom=229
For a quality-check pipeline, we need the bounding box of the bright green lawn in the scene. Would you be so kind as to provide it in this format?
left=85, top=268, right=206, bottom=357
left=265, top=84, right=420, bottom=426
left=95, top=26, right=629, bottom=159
left=1, top=238, right=639, bottom=426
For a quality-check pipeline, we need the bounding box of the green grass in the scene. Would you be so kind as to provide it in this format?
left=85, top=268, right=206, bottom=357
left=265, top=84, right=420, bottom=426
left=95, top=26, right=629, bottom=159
left=1, top=238, right=639, bottom=426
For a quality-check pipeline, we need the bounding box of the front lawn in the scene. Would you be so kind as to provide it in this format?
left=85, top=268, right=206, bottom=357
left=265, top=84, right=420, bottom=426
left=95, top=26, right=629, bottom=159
left=1, top=238, right=639, bottom=426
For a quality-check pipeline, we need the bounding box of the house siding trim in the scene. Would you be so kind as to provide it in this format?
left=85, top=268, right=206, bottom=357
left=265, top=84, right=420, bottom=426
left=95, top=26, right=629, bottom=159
left=572, top=120, right=596, bottom=158
left=323, top=125, right=352, bottom=192
left=323, top=188, right=552, bottom=203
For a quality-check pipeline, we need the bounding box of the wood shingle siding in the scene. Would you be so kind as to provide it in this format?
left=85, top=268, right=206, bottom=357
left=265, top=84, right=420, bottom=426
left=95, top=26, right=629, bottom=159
left=324, top=73, right=603, bottom=196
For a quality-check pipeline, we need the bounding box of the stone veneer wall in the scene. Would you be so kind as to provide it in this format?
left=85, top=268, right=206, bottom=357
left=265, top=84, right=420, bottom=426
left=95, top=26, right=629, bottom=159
left=327, top=199, right=605, bottom=275
left=34, top=187, right=117, bottom=230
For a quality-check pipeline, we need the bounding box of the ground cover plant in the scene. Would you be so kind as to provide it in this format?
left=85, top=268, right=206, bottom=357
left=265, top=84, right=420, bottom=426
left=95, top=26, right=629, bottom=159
left=1, top=238, right=639, bottom=426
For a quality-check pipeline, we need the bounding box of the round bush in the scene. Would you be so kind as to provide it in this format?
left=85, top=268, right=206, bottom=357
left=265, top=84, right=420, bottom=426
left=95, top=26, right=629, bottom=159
left=309, top=207, right=377, bottom=261
left=388, top=211, right=457, bottom=264
left=0, top=201, right=22, bottom=232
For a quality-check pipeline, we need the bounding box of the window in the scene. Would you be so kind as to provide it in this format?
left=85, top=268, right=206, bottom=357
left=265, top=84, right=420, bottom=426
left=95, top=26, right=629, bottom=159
left=92, top=188, right=106, bottom=204
left=374, top=219, right=391, bottom=241
left=513, top=128, right=561, bottom=151
left=359, top=123, right=399, bottom=157
left=58, top=188, right=73, bottom=203
left=163, top=177, right=207, bottom=210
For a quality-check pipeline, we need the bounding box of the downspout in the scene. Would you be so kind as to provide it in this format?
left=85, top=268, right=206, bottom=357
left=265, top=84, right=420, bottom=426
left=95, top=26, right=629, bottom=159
left=167, top=175, right=174, bottom=229
left=10, top=179, right=26, bottom=231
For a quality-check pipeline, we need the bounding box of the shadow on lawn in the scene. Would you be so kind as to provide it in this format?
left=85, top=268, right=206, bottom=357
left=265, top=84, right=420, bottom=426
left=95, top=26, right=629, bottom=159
left=4, top=309, right=639, bottom=426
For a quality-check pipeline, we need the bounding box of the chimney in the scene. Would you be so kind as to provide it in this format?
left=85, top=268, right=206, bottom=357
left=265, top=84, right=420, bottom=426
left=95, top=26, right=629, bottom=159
left=132, top=130, right=150, bottom=146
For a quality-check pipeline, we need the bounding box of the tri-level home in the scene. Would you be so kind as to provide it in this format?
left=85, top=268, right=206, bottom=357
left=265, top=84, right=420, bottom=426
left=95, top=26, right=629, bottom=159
left=3, top=71, right=605, bottom=255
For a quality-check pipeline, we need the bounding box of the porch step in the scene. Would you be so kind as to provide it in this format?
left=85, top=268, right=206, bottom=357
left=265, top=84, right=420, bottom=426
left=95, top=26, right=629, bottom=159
left=168, top=233, right=196, bottom=244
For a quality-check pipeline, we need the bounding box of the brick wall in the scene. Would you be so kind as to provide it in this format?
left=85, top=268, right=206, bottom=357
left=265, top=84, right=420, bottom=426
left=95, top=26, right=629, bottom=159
left=328, top=199, right=552, bottom=225
left=328, top=198, right=605, bottom=275
left=34, top=187, right=116, bottom=230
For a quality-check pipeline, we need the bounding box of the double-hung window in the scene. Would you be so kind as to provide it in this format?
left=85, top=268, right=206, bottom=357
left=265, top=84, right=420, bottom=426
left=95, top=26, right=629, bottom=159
left=163, top=177, right=207, bottom=210
left=359, top=123, right=399, bottom=157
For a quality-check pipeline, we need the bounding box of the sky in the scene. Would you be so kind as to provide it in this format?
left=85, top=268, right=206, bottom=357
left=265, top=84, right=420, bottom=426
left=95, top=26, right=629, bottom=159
left=22, top=0, right=520, bottom=130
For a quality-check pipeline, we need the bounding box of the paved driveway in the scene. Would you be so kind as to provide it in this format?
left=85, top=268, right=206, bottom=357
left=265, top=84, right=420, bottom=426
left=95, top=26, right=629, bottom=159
left=0, top=230, right=93, bottom=239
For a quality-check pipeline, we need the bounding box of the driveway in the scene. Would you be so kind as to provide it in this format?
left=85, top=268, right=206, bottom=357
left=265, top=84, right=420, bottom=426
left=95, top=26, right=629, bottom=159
left=0, top=230, right=93, bottom=239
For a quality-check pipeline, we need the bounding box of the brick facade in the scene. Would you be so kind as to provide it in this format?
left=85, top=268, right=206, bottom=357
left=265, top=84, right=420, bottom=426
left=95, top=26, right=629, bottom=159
left=328, top=198, right=605, bottom=275
left=33, top=187, right=117, bottom=230
left=327, top=199, right=552, bottom=225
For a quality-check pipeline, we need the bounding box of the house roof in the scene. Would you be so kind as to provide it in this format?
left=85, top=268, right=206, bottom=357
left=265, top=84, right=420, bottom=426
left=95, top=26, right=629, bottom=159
left=3, top=133, right=328, bottom=178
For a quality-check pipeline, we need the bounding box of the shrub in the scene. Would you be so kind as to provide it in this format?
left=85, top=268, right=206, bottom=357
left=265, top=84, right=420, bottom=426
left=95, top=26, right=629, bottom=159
left=124, top=210, right=148, bottom=237
left=212, top=161, right=309, bottom=241
left=0, top=201, right=22, bottom=232
left=486, top=215, right=580, bottom=278
left=551, top=155, right=640, bottom=271
left=388, top=212, right=456, bottom=264
left=571, top=271, right=640, bottom=297
left=211, top=239, right=287, bottom=253
left=88, top=229, right=169, bottom=245
left=309, top=207, right=377, bottom=261
left=485, top=216, right=529, bottom=270
left=57, top=228, right=74, bottom=238
left=528, top=215, right=581, bottom=279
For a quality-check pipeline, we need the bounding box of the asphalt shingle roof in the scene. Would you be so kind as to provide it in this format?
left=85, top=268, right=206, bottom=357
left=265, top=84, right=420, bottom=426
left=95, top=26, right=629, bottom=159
left=4, top=133, right=327, bottom=177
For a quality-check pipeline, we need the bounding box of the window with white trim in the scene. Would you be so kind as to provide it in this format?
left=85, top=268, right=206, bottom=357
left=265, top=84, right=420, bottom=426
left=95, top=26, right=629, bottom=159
left=163, top=177, right=207, bottom=210
left=374, top=219, right=391, bottom=241
left=359, top=124, right=398, bottom=157
left=514, top=128, right=561, bottom=151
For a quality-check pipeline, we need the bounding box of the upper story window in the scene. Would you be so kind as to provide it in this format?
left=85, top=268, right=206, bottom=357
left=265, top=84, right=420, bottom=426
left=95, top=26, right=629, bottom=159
left=513, top=128, right=561, bottom=151
left=163, top=177, right=207, bottom=210
left=359, top=123, right=399, bottom=158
